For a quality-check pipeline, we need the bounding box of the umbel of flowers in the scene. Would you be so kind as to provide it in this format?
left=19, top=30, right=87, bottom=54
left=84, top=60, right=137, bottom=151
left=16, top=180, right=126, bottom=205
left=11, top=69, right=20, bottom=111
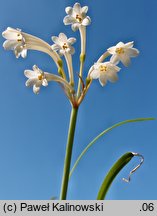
left=2, top=2, right=145, bottom=200
left=2, top=2, right=139, bottom=106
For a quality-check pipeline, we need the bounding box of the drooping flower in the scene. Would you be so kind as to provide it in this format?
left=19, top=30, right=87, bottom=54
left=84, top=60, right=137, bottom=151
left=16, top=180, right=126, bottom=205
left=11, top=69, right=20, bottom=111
left=2, top=28, right=27, bottom=58
left=51, top=33, right=76, bottom=85
left=2, top=27, right=61, bottom=66
left=51, top=33, right=76, bottom=56
left=63, top=3, right=91, bottom=31
left=89, top=62, right=121, bottom=86
left=108, top=41, right=139, bottom=67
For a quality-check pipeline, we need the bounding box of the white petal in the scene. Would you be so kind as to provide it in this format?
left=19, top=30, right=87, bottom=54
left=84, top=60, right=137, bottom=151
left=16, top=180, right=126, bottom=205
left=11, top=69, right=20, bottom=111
left=119, top=54, right=131, bottom=67
left=82, top=16, right=91, bottom=26
left=59, top=49, right=64, bottom=56
left=14, top=49, right=20, bottom=58
left=107, top=46, right=116, bottom=54
left=63, top=15, right=75, bottom=25
left=81, top=6, right=88, bottom=14
left=33, top=85, right=40, bottom=94
left=67, top=37, right=76, bottom=45
left=110, top=54, right=120, bottom=65
left=24, top=70, right=36, bottom=78
left=71, top=23, right=80, bottom=31
left=51, top=44, right=60, bottom=51
left=14, top=45, right=24, bottom=58
left=107, top=71, right=118, bottom=83
left=65, top=7, right=73, bottom=15
left=3, top=40, right=18, bottom=50
left=2, top=28, right=20, bottom=40
left=32, top=65, right=40, bottom=72
left=126, top=48, right=139, bottom=57
left=116, top=41, right=125, bottom=47
left=26, top=78, right=38, bottom=87
left=21, top=49, right=27, bottom=58
left=90, top=69, right=100, bottom=79
left=99, top=74, right=107, bottom=86
left=112, top=64, right=121, bottom=72
left=51, top=36, right=60, bottom=45
left=73, top=3, right=81, bottom=13
left=66, top=47, right=71, bottom=53
left=68, top=46, right=75, bottom=55
left=93, top=63, right=101, bottom=70
left=59, top=33, right=67, bottom=42
left=42, top=79, right=48, bottom=87
left=106, top=62, right=121, bottom=72
left=35, top=80, right=42, bottom=87
left=124, top=41, right=134, bottom=48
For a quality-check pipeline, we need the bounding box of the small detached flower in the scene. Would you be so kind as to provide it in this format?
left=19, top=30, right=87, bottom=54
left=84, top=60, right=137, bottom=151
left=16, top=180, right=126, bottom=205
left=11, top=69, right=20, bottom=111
left=89, top=62, right=121, bottom=86
left=2, top=27, right=27, bottom=58
left=108, top=41, right=139, bottom=67
left=63, top=2, right=91, bottom=31
left=24, top=65, right=50, bottom=94
left=51, top=33, right=76, bottom=56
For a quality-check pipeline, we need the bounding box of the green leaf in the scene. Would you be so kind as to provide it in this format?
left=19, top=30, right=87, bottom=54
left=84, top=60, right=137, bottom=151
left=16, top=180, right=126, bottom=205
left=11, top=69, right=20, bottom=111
left=97, top=152, right=134, bottom=200
left=69, top=117, right=155, bottom=178
left=50, top=196, right=57, bottom=200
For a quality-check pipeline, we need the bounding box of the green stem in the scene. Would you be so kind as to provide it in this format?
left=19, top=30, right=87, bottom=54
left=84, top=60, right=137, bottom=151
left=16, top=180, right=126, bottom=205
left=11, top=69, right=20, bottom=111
left=69, top=117, right=155, bottom=178
left=60, top=106, right=78, bottom=200
left=77, top=54, right=85, bottom=98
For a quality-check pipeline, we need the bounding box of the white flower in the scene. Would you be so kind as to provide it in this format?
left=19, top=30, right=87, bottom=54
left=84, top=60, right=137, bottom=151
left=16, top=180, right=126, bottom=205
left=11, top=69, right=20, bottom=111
left=24, top=65, right=50, bottom=94
left=51, top=33, right=76, bottom=85
left=2, top=27, right=60, bottom=65
left=63, top=2, right=91, bottom=31
left=24, top=65, right=74, bottom=95
left=2, top=27, right=27, bottom=58
left=51, top=33, right=76, bottom=56
left=63, top=3, right=90, bottom=55
left=108, top=41, right=139, bottom=67
left=89, top=62, right=121, bottom=86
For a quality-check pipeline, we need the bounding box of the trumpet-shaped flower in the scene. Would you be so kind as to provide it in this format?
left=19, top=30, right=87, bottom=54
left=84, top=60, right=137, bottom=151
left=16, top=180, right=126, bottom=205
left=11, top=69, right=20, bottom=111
left=63, top=3, right=91, bottom=31
left=51, top=33, right=76, bottom=56
left=108, top=41, right=139, bottom=67
left=2, top=28, right=27, bottom=58
left=2, top=27, right=60, bottom=65
left=89, top=62, right=121, bottom=86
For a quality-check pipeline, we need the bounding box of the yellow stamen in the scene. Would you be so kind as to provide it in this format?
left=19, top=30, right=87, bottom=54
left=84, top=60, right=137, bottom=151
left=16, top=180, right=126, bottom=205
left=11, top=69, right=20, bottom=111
left=76, top=14, right=82, bottom=23
left=62, top=43, right=68, bottom=50
left=38, top=74, right=43, bottom=80
left=99, top=65, right=107, bottom=72
left=17, top=33, right=22, bottom=42
left=116, top=47, right=124, bottom=54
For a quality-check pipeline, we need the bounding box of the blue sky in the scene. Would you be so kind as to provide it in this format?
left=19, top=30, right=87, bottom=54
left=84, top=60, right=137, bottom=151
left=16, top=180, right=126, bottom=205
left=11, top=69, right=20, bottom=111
left=0, top=0, right=156, bottom=200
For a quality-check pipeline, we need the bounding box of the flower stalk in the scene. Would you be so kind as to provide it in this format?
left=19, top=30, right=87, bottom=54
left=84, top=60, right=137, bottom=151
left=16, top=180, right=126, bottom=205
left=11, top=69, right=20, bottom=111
left=77, top=54, right=85, bottom=98
left=60, top=106, right=78, bottom=200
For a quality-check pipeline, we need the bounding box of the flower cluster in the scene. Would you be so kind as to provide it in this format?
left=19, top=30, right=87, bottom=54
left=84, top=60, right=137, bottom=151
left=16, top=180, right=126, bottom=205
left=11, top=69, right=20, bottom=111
left=89, top=41, right=139, bottom=86
left=2, top=2, right=139, bottom=107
